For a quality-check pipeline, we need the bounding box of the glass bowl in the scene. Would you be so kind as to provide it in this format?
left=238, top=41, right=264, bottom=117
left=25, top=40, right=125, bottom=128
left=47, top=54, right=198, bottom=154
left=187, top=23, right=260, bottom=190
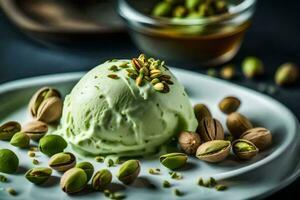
left=118, top=0, right=256, bottom=66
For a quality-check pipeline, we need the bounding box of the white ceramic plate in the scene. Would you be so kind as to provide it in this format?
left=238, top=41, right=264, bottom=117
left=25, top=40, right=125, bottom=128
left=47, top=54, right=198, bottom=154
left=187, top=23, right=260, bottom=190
left=0, top=69, right=300, bottom=200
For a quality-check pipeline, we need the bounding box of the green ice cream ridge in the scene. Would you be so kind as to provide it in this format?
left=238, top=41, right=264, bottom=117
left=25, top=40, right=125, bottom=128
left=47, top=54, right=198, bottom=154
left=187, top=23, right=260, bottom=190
left=108, top=54, right=174, bottom=93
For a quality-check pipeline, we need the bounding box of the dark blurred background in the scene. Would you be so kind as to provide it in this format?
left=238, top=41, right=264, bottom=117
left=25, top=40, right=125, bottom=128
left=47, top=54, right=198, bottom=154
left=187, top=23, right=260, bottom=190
left=0, top=0, right=299, bottom=198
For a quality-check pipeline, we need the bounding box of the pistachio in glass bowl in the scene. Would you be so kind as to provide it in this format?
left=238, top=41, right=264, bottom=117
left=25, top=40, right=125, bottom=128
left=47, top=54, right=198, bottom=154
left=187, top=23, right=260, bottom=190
left=118, top=0, right=256, bottom=66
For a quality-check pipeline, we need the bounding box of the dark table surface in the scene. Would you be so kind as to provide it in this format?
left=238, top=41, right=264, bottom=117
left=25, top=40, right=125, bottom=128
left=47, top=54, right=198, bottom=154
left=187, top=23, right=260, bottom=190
left=0, top=0, right=300, bottom=199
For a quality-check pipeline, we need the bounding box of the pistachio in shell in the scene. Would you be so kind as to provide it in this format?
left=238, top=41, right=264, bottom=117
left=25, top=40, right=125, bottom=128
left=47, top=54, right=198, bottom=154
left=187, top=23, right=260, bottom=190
left=36, top=96, right=63, bottom=123
left=218, top=96, right=241, bottom=114
left=29, top=87, right=60, bottom=115
left=60, top=168, right=87, bottom=194
left=240, top=127, right=272, bottom=150
left=197, top=117, right=224, bottom=142
left=117, top=160, right=140, bottom=185
left=232, top=139, right=258, bottom=160
left=25, top=167, right=52, bottom=185
left=0, top=121, right=21, bottom=140
left=10, top=132, right=30, bottom=148
left=226, top=112, right=253, bottom=138
left=39, top=135, right=67, bottom=157
left=76, top=162, right=94, bottom=182
left=160, top=153, right=188, bottom=170
left=23, top=120, right=48, bottom=141
left=48, top=152, right=76, bottom=172
left=275, top=63, right=299, bottom=86
left=92, top=169, right=112, bottom=191
left=196, top=140, right=231, bottom=163
left=178, top=131, right=201, bottom=155
left=194, top=104, right=212, bottom=124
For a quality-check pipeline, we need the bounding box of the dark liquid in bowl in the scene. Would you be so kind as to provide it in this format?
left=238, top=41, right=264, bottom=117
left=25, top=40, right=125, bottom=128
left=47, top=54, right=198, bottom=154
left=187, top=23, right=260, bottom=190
left=131, top=21, right=251, bottom=66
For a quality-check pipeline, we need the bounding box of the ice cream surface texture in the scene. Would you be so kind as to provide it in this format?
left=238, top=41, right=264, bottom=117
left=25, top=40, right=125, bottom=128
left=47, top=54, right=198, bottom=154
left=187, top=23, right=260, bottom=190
left=58, top=55, right=197, bottom=156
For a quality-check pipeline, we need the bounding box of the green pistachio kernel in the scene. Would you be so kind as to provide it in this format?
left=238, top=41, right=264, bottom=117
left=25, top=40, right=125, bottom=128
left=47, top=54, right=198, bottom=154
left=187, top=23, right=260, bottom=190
left=186, top=0, right=201, bottom=10
left=39, top=135, right=67, bottom=157
left=215, top=184, right=227, bottom=191
left=160, top=153, right=188, bottom=170
left=242, top=56, right=264, bottom=78
left=0, top=149, right=19, bottom=174
left=117, top=160, right=140, bottom=185
left=92, top=169, right=112, bottom=191
left=25, top=167, right=52, bottom=185
left=163, top=180, right=171, bottom=188
left=48, top=152, right=76, bottom=172
left=0, top=121, right=21, bottom=141
left=76, top=162, right=94, bottom=182
left=10, top=132, right=30, bottom=148
left=152, top=2, right=172, bottom=17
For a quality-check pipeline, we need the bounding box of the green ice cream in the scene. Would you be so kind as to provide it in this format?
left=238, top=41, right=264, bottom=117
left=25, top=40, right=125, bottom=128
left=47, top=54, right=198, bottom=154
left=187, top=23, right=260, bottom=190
left=58, top=56, right=197, bottom=156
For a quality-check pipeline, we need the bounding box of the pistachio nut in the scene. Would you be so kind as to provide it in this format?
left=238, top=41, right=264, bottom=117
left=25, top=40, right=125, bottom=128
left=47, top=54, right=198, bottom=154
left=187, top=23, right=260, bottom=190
left=160, top=153, right=188, bottom=170
left=218, top=96, right=241, bottom=115
left=242, top=57, right=264, bottom=78
left=49, top=152, right=76, bottom=172
left=194, top=104, right=212, bottom=124
left=39, top=135, right=67, bottom=157
left=36, top=96, right=63, bottom=123
left=25, top=167, right=52, bottom=185
left=0, top=121, right=21, bottom=140
left=198, top=117, right=224, bottom=142
left=117, top=160, right=140, bottom=185
left=23, top=120, right=48, bottom=141
left=178, top=131, right=201, bottom=155
left=0, top=149, right=19, bottom=174
left=240, top=127, right=272, bottom=150
left=196, top=140, right=231, bottom=163
left=92, top=169, right=112, bottom=191
left=226, top=112, right=253, bottom=138
left=60, top=168, right=87, bottom=194
left=152, top=1, right=172, bottom=17
left=220, top=65, right=235, bottom=80
left=76, top=162, right=94, bottom=182
left=10, top=132, right=30, bottom=148
left=232, top=139, right=258, bottom=160
left=29, top=87, right=60, bottom=115
left=275, top=63, right=299, bottom=86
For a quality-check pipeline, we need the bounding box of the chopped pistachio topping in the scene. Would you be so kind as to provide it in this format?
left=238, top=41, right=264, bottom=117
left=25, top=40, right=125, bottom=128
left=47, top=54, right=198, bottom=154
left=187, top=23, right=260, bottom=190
left=215, top=184, right=227, bottom=191
left=148, top=168, right=160, bottom=175
left=109, top=65, right=119, bottom=72
left=6, top=187, right=17, bottom=196
left=169, top=171, right=182, bottom=180
left=108, top=74, right=120, bottom=80
left=109, top=192, right=126, bottom=200
left=0, top=174, right=7, bottom=183
left=32, top=159, right=39, bottom=165
left=27, top=151, right=35, bottom=157
left=29, top=147, right=38, bottom=151
left=174, top=188, right=182, bottom=196
left=197, top=178, right=204, bottom=186
left=95, top=156, right=104, bottom=163
left=162, top=180, right=171, bottom=188
left=106, top=159, right=114, bottom=167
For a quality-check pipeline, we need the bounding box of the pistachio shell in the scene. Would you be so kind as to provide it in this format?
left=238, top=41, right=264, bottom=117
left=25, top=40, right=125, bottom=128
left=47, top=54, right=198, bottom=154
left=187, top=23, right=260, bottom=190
left=178, top=131, right=201, bottom=155
left=160, top=153, right=188, bottom=170
left=39, top=135, right=67, bottom=157
left=92, top=169, right=112, bottom=190
left=29, top=87, right=61, bottom=117
left=226, top=112, right=253, bottom=138
left=37, top=96, right=63, bottom=123
left=218, top=96, right=241, bottom=114
left=49, top=152, right=76, bottom=172
left=0, top=121, right=21, bottom=140
left=23, top=120, right=48, bottom=141
left=0, top=149, right=19, bottom=174
left=117, top=160, right=140, bottom=185
left=232, top=139, right=258, bottom=160
left=76, top=162, right=94, bottom=182
left=240, top=127, right=272, bottom=150
left=25, top=167, right=52, bottom=185
left=194, top=104, right=212, bottom=124
left=196, top=140, right=231, bottom=163
left=60, top=168, right=87, bottom=194
left=10, top=132, right=30, bottom=148
left=198, top=117, right=224, bottom=142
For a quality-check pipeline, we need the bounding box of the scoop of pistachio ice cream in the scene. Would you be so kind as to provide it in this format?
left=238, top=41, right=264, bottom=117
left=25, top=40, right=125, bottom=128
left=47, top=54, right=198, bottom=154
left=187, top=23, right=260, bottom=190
left=58, top=56, right=197, bottom=156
